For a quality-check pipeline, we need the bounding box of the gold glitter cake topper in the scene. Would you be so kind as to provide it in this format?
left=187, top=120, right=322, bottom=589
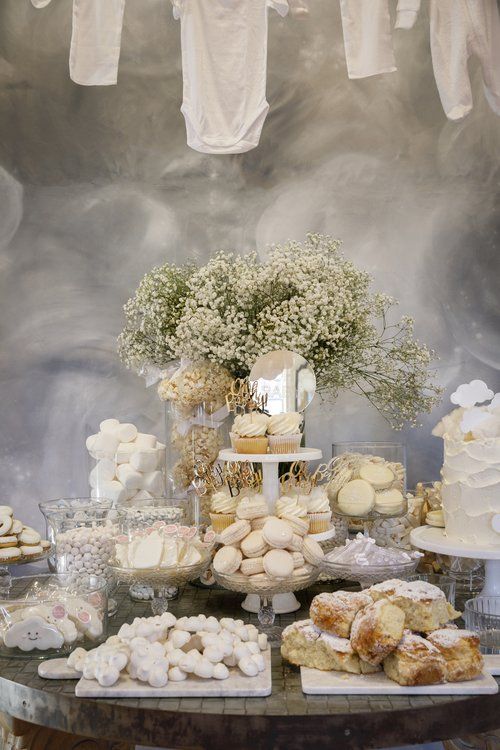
left=280, top=460, right=315, bottom=494
left=193, top=459, right=262, bottom=497
left=226, top=378, right=268, bottom=415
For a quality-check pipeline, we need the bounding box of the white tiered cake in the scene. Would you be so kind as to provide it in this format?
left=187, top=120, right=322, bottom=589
left=433, top=381, right=500, bottom=548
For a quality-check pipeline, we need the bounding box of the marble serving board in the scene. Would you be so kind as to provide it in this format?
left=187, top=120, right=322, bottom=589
left=301, top=667, right=498, bottom=695
left=38, top=658, right=81, bottom=680
left=74, top=648, right=272, bottom=698
left=484, top=655, right=500, bottom=675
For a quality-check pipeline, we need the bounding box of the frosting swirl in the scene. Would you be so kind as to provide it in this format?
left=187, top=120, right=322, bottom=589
left=276, top=495, right=307, bottom=518
left=307, top=487, right=330, bottom=513
left=232, top=412, right=269, bottom=437
left=211, top=491, right=238, bottom=514
left=267, top=412, right=303, bottom=436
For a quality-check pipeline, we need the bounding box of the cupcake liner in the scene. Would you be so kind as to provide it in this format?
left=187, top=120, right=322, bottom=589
left=308, top=511, right=332, bottom=533
left=209, top=512, right=236, bottom=533
left=235, top=437, right=269, bottom=454
left=268, top=434, right=302, bottom=454
left=229, top=432, right=238, bottom=450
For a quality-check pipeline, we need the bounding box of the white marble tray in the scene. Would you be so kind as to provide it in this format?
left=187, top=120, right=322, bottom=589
left=301, top=667, right=498, bottom=695
left=75, top=648, right=272, bottom=698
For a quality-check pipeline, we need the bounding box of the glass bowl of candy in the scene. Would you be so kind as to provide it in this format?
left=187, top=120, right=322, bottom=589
left=0, top=574, right=108, bottom=659
left=321, top=533, right=421, bottom=588
left=108, top=511, right=214, bottom=614
left=38, top=498, right=114, bottom=571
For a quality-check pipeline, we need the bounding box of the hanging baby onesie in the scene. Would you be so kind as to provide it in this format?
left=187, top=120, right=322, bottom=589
left=396, top=0, right=500, bottom=120
left=172, top=0, right=289, bottom=154
left=31, top=0, right=126, bottom=86
left=339, top=0, right=420, bottom=79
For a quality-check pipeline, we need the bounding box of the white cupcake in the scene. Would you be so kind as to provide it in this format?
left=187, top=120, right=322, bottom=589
left=267, top=412, right=303, bottom=454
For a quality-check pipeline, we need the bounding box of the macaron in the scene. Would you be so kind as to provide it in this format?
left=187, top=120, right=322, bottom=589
left=281, top=513, right=309, bottom=537
left=219, top=519, right=251, bottom=546
left=213, top=546, right=242, bottom=575
left=262, top=518, right=293, bottom=549
left=337, top=479, right=375, bottom=516
left=240, top=530, right=269, bottom=558
left=358, top=462, right=395, bottom=490
left=263, top=549, right=294, bottom=579
left=302, top=537, right=324, bottom=565
left=240, top=557, right=265, bottom=576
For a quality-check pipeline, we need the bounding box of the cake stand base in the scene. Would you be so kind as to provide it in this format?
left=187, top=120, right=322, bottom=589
left=410, top=526, right=500, bottom=597
left=241, top=593, right=301, bottom=614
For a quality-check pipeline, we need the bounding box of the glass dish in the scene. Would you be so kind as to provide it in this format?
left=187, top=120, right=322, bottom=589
left=0, top=574, right=107, bottom=659
left=332, top=442, right=406, bottom=468
left=38, top=497, right=113, bottom=571
left=464, top=597, right=500, bottom=654
left=320, top=557, right=419, bottom=589
left=213, top=567, right=319, bottom=644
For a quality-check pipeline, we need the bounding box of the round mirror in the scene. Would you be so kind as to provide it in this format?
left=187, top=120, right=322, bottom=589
left=249, top=350, right=316, bottom=415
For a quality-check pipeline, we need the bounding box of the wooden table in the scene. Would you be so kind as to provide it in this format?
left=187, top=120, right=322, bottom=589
left=0, top=583, right=499, bottom=750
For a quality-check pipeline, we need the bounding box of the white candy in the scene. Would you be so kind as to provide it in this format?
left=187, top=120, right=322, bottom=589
left=223, top=652, right=238, bottom=667
left=67, top=647, right=87, bottom=671
left=213, top=663, right=230, bottom=680
left=234, top=644, right=251, bottom=661
left=258, top=634, right=268, bottom=651
left=116, top=464, right=143, bottom=491
left=203, top=645, right=225, bottom=663
left=238, top=656, right=259, bottom=677
left=95, top=664, right=120, bottom=687
left=115, top=443, right=137, bottom=464
left=251, top=653, right=265, bottom=672
left=98, top=479, right=128, bottom=504
left=169, top=630, right=191, bottom=650
left=168, top=648, right=186, bottom=667
left=141, top=470, right=164, bottom=496
left=89, top=458, right=116, bottom=488
left=236, top=626, right=250, bottom=642
left=194, top=657, right=214, bottom=679
left=99, top=418, right=120, bottom=435
left=91, top=432, right=120, bottom=459
left=246, top=642, right=260, bottom=655
left=108, top=651, right=129, bottom=672
left=148, top=665, right=169, bottom=688
left=117, top=423, right=138, bottom=443
left=178, top=653, right=199, bottom=673
left=135, top=433, right=158, bottom=449
left=86, top=434, right=99, bottom=452
left=130, top=449, right=159, bottom=473
left=169, top=666, right=187, bottom=682
left=203, top=616, right=221, bottom=633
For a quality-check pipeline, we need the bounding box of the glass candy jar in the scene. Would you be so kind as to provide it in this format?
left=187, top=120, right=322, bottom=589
left=86, top=418, right=166, bottom=504
left=0, top=574, right=108, bottom=659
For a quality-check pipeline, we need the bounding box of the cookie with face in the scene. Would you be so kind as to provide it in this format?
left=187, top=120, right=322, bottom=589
left=23, top=604, right=78, bottom=645
left=4, top=616, right=65, bottom=651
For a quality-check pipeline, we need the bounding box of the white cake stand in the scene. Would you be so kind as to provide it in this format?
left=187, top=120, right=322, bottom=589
left=410, top=526, right=500, bottom=596
left=218, top=447, right=323, bottom=613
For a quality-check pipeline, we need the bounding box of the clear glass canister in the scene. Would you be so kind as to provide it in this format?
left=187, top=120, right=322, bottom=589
left=86, top=418, right=166, bottom=505
left=0, top=574, right=108, bottom=659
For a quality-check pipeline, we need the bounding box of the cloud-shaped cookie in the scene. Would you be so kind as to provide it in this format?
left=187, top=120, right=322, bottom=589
left=4, top=616, right=64, bottom=652
left=451, top=380, right=494, bottom=409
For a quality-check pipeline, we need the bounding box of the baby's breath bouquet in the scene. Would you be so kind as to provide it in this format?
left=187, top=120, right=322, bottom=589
left=118, top=234, right=441, bottom=429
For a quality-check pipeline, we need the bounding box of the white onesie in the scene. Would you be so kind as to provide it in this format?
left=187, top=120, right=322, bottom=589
left=396, top=0, right=500, bottom=121
left=172, top=0, right=289, bottom=154
left=31, top=0, right=126, bottom=86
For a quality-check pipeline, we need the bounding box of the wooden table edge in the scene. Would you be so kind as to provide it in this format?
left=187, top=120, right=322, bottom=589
left=0, top=672, right=499, bottom=750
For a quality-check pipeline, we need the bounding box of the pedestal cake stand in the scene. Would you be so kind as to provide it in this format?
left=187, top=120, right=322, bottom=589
left=411, top=526, right=500, bottom=597
left=218, top=447, right=327, bottom=613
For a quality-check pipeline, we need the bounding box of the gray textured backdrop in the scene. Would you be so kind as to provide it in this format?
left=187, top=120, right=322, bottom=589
left=0, top=0, right=499, bottom=532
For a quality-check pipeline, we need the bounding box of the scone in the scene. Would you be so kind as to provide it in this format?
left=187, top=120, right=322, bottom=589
left=281, top=620, right=361, bottom=674
left=350, top=599, right=405, bottom=666
left=383, top=632, right=446, bottom=686
left=310, top=590, right=372, bottom=638
left=427, top=629, right=484, bottom=682
left=367, top=579, right=460, bottom=633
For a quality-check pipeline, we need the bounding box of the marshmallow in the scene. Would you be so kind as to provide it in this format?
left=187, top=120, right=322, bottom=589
left=89, top=459, right=116, bottom=488
left=117, top=423, right=138, bottom=443
left=100, top=418, right=120, bottom=435
left=116, top=443, right=137, bottom=464
left=130, top=449, right=159, bottom=473
left=98, top=479, right=128, bottom=504
left=169, top=666, right=187, bottom=681
left=140, top=471, right=164, bottom=496
left=135, top=433, right=157, bottom=449
left=91, top=432, right=120, bottom=459
left=86, top=434, right=99, bottom=452
left=116, top=464, right=144, bottom=491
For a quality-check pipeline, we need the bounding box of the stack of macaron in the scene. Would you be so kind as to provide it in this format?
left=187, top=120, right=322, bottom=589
left=212, top=494, right=325, bottom=584
left=0, top=506, right=50, bottom=563
left=230, top=412, right=303, bottom=455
